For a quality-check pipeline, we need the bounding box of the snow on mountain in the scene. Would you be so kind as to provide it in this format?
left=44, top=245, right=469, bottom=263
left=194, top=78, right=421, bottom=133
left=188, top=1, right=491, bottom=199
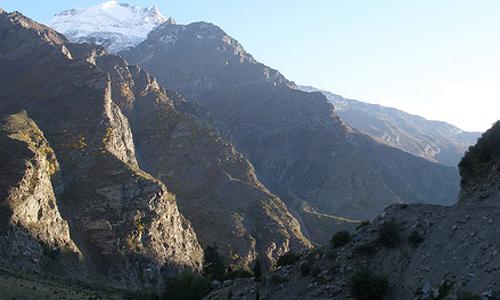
left=49, top=0, right=169, bottom=52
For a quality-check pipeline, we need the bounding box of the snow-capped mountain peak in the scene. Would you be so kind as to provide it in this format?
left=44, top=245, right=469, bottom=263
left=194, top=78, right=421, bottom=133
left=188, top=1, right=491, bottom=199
left=49, top=1, right=168, bottom=52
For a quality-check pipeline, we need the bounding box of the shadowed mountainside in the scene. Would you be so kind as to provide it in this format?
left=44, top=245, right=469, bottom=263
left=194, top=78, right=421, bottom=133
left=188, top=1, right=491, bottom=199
left=300, top=86, right=481, bottom=168
left=207, top=120, right=500, bottom=300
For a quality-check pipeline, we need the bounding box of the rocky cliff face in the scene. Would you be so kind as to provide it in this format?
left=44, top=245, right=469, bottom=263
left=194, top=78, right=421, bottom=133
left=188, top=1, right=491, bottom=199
left=121, top=21, right=460, bottom=243
left=0, top=112, right=81, bottom=274
left=76, top=46, right=311, bottom=267
left=300, top=86, right=481, bottom=168
left=0, top=10, right=203, bottom=290
left=207, top=122, right=500, bottom=300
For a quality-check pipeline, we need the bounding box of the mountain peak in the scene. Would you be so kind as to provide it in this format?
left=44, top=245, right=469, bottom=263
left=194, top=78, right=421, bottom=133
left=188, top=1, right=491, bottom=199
left=49, top=1, right=167, bottom=52
left=165, top=16, right=176, bottom=25
left=100, top=0, right=119, bottom=9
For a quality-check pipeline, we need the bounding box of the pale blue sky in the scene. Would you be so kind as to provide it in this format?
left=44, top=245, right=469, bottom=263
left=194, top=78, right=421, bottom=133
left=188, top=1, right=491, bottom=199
left=2, top=0, right=499, bottom=132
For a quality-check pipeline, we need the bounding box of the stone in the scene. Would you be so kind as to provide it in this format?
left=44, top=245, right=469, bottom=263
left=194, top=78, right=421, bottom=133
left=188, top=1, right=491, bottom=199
left=211, top=280, right=222, bottom=289
left=223, top=279, right=233, bottom=287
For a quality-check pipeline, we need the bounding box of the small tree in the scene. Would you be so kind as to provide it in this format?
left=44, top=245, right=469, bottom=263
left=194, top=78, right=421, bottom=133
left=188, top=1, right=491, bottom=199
left=202, top=244, right=226, bottom=280
left=378, top=221, right=400, bottom=248
left=350, top=267, right=389, bottom=300
left=330, top=230, right=352, bottom=248
left=275, top=251, right=301, bottom=267
left=457, top=291, right=481, bottom=300
left=253, top=256, right=263, bottom=282
left=163, top=270, right=211, bottom=300
left=357, top=220, right=370, bottom=230
left=408, top=230, right=424, bottom=248
left=299, top=261, right=312, bottom=276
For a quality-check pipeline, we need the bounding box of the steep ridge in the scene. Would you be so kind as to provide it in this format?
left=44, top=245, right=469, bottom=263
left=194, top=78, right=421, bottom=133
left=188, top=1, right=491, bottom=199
left=0, top=10, right=203, bottom=289
left=0, top=112, right=82, bottom=275
left=121, top=21, right=460, bottom=242
left=301, top=86, right=481, bottom=168
left=71, top=44, right=311, bottom=267
left=207, top=121, right=500, bottom=300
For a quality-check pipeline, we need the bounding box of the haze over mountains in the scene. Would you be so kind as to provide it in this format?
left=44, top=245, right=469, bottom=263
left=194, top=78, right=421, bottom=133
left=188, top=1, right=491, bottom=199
left=300, top=86, right=481, bottom=167
left=0, top=2, right=495, bottom=299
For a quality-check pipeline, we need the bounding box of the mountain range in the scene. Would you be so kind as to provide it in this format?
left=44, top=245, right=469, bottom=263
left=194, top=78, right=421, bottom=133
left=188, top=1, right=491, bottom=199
left=0, top=9, right=310, bottom=290
left=208, top=121, right=500, bottom=299
left=0, top=2, right=494, bottom=299
left=300, top=86, right=481, bottom=168
left=120, top=19, right=459, bottom=242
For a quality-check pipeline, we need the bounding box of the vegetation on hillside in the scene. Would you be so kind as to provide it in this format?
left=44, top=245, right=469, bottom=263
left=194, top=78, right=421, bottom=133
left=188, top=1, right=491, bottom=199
left=459, top=121, right=500, bottom=186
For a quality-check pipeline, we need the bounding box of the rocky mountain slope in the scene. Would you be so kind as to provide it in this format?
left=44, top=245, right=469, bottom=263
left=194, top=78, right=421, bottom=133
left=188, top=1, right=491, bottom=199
left=0, top=112, right=82, bottom=275
left=121, top=20, right=460, bottom=243
left=0, top=9, right=203, bottom=290
left=300, top=86, right=481, bottom=168
left=49, top=0, right=168, bottom=52
left=0, top=8, right=310, bottom=291
left=85, top=45, right=311, bottom=266
left=207, top=121, right=500, bottom=300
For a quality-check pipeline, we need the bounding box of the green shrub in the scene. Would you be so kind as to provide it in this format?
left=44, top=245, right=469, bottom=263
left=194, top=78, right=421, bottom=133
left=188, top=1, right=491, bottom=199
left=459, top=121, right=500, bottom=186
left=305, top=247, right=322, bottom=260
left=350, top=268, right=389, bottom=300
left=408, top=230, right=424, bottom=248
left=224, top=268, right=254, bottom=280
left=434, top=281, right=454, bottom=300
left=275, top=251, right=301, bottom=267
left=299, top=261, right=312, bottom=276
left=457, top=292, right=481, bottom=300
left=202, top=244, right=226, bottom=280
left=252, top=257, right=263, bottom=282
left=270, top=274, right=289, bottom=285
left=357, top=220, right=370, bottom=230
left=378, top=221, right=400, bottom=248
left=354, top=243, right=377, bottom=255
left=330, top=230, right=352, bottom=248
left=163, top=270, right=211, bottom=300
left=137, top=293, right=159, bottom=300
left=311, top=265, right=322, bottom=277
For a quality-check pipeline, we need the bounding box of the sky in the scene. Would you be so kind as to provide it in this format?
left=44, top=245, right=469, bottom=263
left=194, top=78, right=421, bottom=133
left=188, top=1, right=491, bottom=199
left=1, top=0, right=499, bottom=132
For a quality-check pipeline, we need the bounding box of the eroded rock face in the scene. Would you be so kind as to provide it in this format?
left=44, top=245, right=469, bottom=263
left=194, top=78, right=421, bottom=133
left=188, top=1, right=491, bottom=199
left=0, top=112, right=81, bottom=273
left=0, top=10, right=203, bottom=289
left=78, top=47, right=311, bottom=267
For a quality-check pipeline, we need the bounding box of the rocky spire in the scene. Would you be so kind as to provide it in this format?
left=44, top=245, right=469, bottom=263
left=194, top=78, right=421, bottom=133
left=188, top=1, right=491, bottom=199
left=165, top=16, right=176, bottom=25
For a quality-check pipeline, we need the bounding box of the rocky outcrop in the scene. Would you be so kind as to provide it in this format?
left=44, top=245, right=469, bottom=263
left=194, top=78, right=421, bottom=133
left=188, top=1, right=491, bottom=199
left=121, top=21, right=460, bottom=243
left=0, top=10, right=203, bottom=289
left=300, top=86, right=481, bottom=168
left=0, top=112, right=81, bottom=274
